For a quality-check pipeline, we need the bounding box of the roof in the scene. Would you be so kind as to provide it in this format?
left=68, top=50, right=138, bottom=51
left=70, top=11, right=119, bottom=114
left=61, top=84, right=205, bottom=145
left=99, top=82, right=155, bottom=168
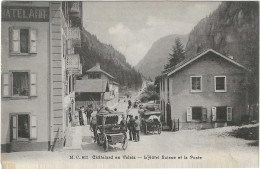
left=143, top=111, right=161, bottom=116
left=75, top=79, right=109, bottom=93
left=86, top=66, right=115, bottom=79
left=167, top=49, right=249, bottom=76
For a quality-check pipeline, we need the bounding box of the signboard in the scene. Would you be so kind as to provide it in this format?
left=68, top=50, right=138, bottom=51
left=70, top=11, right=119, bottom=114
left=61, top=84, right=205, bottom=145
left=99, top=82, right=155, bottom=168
left=2, top=6, right=49, bottom=22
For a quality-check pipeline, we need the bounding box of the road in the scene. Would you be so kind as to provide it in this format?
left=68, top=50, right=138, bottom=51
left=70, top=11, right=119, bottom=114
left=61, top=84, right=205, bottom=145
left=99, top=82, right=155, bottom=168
left=1, top=99, right=258, bottom=168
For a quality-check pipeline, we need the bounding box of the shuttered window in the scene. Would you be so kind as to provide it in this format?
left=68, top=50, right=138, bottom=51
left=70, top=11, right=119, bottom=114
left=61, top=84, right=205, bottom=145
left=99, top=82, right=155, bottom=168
left=10, top=114, right=37, bottom=141
left=2, top=72, right=37, bottom=98
left=9, top=27, right=37, bottom=54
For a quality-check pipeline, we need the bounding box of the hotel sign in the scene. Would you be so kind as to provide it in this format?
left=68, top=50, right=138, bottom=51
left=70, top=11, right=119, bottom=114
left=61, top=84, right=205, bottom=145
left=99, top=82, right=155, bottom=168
left=2, top=6, right=49, bottom=22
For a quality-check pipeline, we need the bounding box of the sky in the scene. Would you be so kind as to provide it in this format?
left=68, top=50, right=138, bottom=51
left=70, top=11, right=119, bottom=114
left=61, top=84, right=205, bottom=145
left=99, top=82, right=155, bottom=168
left=83, top=1, right=220, bottom=66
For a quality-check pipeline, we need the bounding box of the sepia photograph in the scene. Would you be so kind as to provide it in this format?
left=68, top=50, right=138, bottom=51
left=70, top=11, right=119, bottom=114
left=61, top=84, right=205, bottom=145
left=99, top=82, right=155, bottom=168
left=1, top=1, right=259, bottom=168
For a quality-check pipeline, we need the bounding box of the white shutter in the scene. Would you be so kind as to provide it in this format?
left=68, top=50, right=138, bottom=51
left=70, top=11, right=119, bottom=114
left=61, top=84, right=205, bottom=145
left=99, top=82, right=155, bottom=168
left=12, top=115, right=17, bottom=140
left=30, top=29, right=37, bottom=53
left=30, top=73, right=37, bottom=96
left=187, top=107, right=192, bottom=122
left=2, top=73, right=10, bottom=97
left=212, top=107, right=216, bottom=122
left=10, top=28, right=20, bottom=53
left=227, top=107, right=232, bottom=121
left=30, top=115, right=37, bottom=139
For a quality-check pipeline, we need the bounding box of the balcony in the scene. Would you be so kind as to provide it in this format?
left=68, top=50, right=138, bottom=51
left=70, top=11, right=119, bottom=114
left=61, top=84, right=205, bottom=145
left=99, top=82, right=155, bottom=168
left=67, top=27, right=81, bottom=47
left=66, top=54, right=82, bottom=75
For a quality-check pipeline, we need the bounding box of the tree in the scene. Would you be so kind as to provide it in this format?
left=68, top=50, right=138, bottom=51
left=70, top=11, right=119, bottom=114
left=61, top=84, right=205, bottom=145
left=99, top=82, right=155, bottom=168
left=164, top=38, right=185, bottom=70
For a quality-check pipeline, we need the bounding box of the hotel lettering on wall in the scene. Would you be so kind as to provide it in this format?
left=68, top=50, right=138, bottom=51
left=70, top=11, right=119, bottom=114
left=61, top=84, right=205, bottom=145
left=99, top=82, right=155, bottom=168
left=2, top=6, right=49, bottom=22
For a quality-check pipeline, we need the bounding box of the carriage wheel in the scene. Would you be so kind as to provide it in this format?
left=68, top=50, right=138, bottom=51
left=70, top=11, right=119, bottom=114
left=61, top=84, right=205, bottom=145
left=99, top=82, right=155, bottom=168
left=103, top=137, right=108, bottom=152
left=121, top=134, right=128, bottom=150
left=97, top=134, right=102, bottom=146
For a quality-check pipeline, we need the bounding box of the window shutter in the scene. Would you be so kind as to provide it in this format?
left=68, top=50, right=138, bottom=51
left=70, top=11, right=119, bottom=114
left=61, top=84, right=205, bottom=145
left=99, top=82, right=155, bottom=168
left=10, top=28, right=20, bottom=53
left=11, top=115, right=17, bottom=140
left=227, top=107, right=232, bottom=121
left=30, top=73, right=37, bottom=96
left=212, top=107, right=216, bottom=122
left=29, top=29, right=37, bottom=53
left=30, top=115, right=37, bottom=139
left=187, top=107, right=192, bottom=122
left=202, top=108, right=207, bottom=122
left=2, top=73, right=10, bottom=97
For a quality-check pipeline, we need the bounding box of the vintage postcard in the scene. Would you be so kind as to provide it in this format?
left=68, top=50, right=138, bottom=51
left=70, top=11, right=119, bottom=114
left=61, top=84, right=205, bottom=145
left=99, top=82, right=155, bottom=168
left=1, top=1, right=259, bottom=168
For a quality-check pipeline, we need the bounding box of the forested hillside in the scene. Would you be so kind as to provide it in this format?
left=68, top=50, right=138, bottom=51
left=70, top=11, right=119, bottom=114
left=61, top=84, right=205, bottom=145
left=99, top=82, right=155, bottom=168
left=76, top=28, right=142, bottom=90
left=185, top=1, right=259, bottom=104
left=135, top=34, right=188, bottom=79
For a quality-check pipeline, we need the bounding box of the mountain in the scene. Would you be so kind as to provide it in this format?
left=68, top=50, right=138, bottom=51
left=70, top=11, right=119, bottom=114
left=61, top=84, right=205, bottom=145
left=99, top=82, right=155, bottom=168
left=135, top=34, right=188, bottom=79
left=76, top=28, right=143, bottom=90
left=185, top=1, right=259, bottom=103
left=185, top=1, right=259, bottom=69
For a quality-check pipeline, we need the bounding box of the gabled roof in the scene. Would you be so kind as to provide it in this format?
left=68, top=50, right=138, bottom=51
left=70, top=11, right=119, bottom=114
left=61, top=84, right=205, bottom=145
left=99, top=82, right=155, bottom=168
left=75, top=79, right=109, bottom=93
left=167, top=49, right=248, bottom=76
left=86, top=66, right=115, bottom=79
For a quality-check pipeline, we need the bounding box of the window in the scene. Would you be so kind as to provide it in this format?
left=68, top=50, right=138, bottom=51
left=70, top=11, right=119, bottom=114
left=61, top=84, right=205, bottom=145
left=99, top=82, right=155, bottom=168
left=13, top=72, right=29, bottom=96
left=215, top=76, right=226, bottom=92
left=2, top=72, right=37, bottom=98
left=191, top=76, right=202, bottom=92
left=212, top=106, right=232, bottom=122
left=11, top=114, right=37, bottom=141
left=187, top=107, right=207, bottom=122
left=9, top=27, right=37, bottom=54
left=88, top=73, right=101, bottom=79
left=192, top=107, right=202, bottom=120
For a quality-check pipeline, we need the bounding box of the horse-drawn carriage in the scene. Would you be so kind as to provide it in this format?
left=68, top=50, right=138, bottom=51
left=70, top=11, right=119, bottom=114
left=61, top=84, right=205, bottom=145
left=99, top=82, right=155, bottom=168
left=138, top=104, right=162, bottom=135
left=95, top=107, right=128, bottom=151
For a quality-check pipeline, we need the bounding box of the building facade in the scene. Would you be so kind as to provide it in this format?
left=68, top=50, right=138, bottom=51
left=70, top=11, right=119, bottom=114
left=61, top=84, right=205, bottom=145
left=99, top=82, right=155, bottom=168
left=159, top=49, right=249, bottom=129
left=1, top=1, right=82, bottom=152
left=75, top=63, right=119, bottom=109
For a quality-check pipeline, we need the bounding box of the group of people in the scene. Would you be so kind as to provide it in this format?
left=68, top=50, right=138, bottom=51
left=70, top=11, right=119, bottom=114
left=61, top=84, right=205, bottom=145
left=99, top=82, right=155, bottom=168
left=78, top=105, right=94, bottom=126
left=127, top=115, right=140, bottom=142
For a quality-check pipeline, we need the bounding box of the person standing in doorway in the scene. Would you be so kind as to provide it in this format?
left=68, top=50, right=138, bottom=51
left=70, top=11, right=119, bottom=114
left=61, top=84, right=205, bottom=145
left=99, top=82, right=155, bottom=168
left=134, top=116, right=140, bottom=142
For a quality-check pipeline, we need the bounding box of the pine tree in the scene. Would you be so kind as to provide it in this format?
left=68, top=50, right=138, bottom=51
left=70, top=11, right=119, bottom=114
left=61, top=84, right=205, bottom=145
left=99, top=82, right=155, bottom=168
left=164, top=38, right=185, bottom=70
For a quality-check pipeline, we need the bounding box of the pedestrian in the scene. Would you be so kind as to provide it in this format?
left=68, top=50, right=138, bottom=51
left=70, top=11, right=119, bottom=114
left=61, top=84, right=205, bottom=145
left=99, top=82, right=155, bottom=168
left=126, top=106, right=131, bottom=120
left=81, top=106, right=86, bottom=125
left=127, top=115, right=135, bottom=141
left=78, top=106, right=84, bottom=126
left=120, top=115, right=127, bottom=131
left=87, top=104, right=93, bottom=125
left=90, top=116, right=97, bottom=142
left=134, top=116, right=140, bottom=142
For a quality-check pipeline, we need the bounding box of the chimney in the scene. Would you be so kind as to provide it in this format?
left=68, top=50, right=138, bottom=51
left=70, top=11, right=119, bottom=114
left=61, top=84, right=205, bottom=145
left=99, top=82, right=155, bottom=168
left=228, top=55, right=234, bottom=60
left=96, top=62, right=100, bottom=68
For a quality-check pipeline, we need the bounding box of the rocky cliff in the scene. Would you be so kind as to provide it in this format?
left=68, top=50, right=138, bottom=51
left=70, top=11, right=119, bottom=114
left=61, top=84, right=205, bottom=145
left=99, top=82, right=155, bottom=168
left=185, top=1, right=259, bottom=69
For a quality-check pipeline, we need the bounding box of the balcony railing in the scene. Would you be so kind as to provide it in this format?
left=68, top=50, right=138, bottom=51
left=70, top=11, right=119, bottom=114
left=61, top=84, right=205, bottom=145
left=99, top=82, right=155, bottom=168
left=67, top=27, right=81, bottom=47
left=66, top=54, right=82, bottom=75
